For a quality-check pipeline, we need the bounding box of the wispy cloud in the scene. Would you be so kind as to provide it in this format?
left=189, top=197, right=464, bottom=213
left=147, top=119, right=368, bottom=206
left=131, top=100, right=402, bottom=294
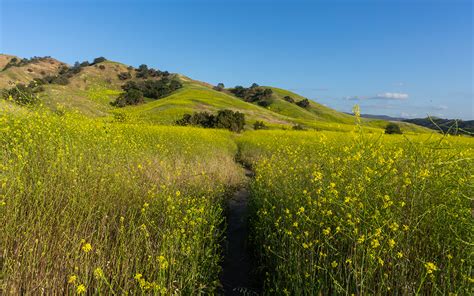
left=343, top=92, right=409, bottom=101
left=400, top=112, right=418, bottom=118
left=373, top=92, right=409, bottom=100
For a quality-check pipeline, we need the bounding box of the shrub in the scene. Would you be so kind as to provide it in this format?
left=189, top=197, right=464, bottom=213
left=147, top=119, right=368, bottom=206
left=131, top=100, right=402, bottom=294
left=385, top=123, right=402, bottom=134
left=111, top=89, right=144, bottom=107
left=135, top=64, right=167, bottom=79
left=91, top=57, right=107, bottom=65
left=283, top=96, right=295, bottom=103
left=253, top=121, right=268, bottom=130
left=112, top=79, right=182, bottom=107
left=98, top=65, right=106, bottom=70
left=118, top=72, right=132, bottom=80
left=213, top=83, right=225, bottom=91
left=176, top=109, right=245, bottom=132
left=292, top=124, right=306, bottom=130
left=136, top=64, right=149, bottom=78
left=121, top=79, right=182, bottom=100
left=229, top=84, right=273, bottom=104
left=257, top=100, right=272, bottom=107
left=215, top=110, right=245, bottom=132
left=51, top=76, right=70, bottom=85
left=296, top=98, right=310, bottom=108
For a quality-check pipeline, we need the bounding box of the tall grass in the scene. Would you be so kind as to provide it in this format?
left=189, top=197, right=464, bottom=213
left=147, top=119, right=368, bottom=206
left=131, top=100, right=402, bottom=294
left=1, top=109, right=243, bottom=294
left=237, top=130, right=473, bottom=295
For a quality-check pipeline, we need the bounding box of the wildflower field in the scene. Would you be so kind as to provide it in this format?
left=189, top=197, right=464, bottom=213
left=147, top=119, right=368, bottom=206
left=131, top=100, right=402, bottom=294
left=237, top=130, right=473, bottom=295
left=1, top=105, right=473, bottom=295
left=1, top=109, right=244, bottom=294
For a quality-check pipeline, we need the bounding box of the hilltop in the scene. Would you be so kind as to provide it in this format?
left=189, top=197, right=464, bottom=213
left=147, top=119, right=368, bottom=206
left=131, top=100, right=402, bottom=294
left=0, top=54, right=428, bottom=133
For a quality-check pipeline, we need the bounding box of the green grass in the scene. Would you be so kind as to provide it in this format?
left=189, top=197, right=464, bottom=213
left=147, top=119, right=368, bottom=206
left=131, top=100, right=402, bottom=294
left=117, top=82, right=294, bottom=126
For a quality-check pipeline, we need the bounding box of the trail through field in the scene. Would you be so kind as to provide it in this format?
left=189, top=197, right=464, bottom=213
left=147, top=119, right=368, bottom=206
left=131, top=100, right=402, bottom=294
left=220, top=168, right=260, bottom=295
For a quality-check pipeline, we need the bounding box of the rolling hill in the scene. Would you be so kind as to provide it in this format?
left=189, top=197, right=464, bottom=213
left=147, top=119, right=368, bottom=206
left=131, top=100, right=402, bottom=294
left=0, top=54, right=430, bottom=133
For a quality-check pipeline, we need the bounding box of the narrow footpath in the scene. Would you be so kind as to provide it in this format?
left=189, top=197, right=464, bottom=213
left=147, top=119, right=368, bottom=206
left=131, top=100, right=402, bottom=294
left=220, top=168, right=260, bottom=296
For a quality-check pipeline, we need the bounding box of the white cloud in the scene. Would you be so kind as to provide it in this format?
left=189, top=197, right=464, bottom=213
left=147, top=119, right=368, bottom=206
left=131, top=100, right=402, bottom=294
left=374, top=92, right=409, bottom=100
left=343, top=92, right=409, bottom=101
left=400, top=112, right=418, bottom=118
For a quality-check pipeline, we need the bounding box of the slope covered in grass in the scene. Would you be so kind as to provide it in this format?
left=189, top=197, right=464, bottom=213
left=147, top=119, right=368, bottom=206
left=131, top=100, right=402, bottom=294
left=39, top=61, right=129, bottom=116
left=0, top=54, right=431, bottom=133
left=117, top=82, right=294, bottom=126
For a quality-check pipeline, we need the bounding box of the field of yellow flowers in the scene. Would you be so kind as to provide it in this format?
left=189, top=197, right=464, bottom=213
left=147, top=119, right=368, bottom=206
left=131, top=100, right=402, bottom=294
left=1, top=104, right=473, bottom=295
left=0, top=109, right=244, bottom=294
left=237, top=129, right=473, bottom=295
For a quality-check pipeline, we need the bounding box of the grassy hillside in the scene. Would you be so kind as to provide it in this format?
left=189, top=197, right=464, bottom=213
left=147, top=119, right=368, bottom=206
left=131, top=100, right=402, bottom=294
left=39, top=61, right=129, bottom=116
left=117, top=82, right=294, bottom=126
left=0, top=54, right=431, bottom=133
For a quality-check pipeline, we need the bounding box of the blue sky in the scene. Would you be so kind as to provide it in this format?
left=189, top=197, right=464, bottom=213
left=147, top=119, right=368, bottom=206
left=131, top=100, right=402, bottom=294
left=1, top=0, right=472, bottom=119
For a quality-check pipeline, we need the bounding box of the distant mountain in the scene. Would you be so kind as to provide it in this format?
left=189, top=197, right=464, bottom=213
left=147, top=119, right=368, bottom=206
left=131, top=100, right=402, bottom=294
left=403, top=117, right=473, bottom=135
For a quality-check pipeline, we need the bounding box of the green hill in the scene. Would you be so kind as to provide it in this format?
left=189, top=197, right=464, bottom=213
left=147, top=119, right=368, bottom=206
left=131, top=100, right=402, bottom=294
left=0, top=54, right=430, bottom=133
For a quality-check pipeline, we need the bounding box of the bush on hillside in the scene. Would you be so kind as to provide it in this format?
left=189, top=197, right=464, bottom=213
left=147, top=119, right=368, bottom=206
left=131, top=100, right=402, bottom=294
left=91, top=57, right=107, bottom=65
left=292, top=124, right=306, bottom=130
left=176, top=109, right=246, bottom=132
left=257, top=100, right=272, bottom=107
left=253, top=121, right=268, bottom=130
left=296, top=98, right=310, bottom=108
left=135, top=64, right=169, bottom=79
left=111, top=89, right=144, bottom=107
left=213, top=83, right=225, bottom=91
left=229, top=84, right=274, bottom=105
left=118, top=72, right=132, bottom=80
left=283, top=95, right=295, bottom=103
left=112, top=78, right=182, bottom=107
left=214, top=109, right=246, bottom=132
left=385, top=123, right=402, bottom=134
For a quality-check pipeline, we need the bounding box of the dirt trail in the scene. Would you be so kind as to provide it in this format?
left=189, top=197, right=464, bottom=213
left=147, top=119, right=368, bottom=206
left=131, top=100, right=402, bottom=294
left=220, top=168, right=260, bottom=295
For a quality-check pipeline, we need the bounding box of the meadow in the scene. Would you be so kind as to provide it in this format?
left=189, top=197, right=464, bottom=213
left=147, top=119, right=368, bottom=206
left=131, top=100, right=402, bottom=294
left=237, top=128, right=473, bottom=295
left=1, top=105, right=472, bottom=295
left=1, top=108, right=244, bottom=294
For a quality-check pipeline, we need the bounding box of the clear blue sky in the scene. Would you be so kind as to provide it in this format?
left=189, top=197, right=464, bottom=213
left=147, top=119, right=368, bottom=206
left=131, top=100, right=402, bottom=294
left=1, top=0, right=472, bottom=119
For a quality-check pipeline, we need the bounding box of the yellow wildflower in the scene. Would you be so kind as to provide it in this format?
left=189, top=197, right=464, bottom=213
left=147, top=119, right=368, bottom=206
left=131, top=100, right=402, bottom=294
left=94, top=267, right=104, bottom=279
left=76, top=284, right=86, bottom=294
left=68, top=274, right=77, bottom=284
left=424, top=262, right=438, bottom=274
left=388, top=239, right=396, bottom=248
left=82, top=242, right=92, bottom=253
